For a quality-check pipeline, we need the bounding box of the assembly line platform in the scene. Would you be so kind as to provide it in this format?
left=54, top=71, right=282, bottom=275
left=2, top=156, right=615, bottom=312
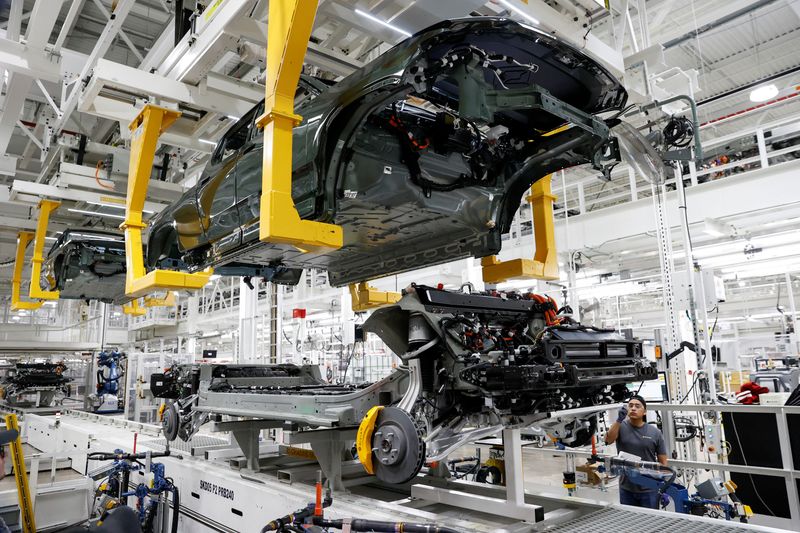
left=15, top=411, right=794, bottom=533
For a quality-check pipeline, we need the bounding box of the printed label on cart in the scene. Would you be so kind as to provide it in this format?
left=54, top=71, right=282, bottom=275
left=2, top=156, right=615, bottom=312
left=199, top=479, right=235, bottom=501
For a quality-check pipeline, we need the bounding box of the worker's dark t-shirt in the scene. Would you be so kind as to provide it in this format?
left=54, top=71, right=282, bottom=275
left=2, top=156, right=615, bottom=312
left=615, top=420, right=667, bottom=492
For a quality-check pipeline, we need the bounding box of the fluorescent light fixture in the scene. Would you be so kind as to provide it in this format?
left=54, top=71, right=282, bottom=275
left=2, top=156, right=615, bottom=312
left=199, top=139, right=217, bottom=146
left=354, top=8, right=412, bottom=37
left=67, top=208, right=126, bottom=220
left=86, top=201, right=153, bottom=215
left=749, top=84, right=778, bottom=102
left=496, top=0, right=540, bottom=25
left=45, top=236, right=56, bottom=241
left=226, top=115, right=240, bottom=121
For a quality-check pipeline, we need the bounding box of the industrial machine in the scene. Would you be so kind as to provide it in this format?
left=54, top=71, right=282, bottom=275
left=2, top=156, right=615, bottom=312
left=0, top=362, right=71, bottom=407
left=154, top=285, right=656, bottom=484
left=261, top=473, right=458, bottom=533
left=619, top=464, right=752, bottom=522
left=89, top=351, right=126, bottom=414
left=84, top=448, right=178, bottom=533
left=749, top=356, right=800, bottom=393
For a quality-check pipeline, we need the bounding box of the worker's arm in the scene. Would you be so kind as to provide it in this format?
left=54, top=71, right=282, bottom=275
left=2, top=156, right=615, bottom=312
left=605, top=421, right=621, bottom=444
left=656, top=431, right=668, bottom=466
left=604, top=407, right=627, bottom=445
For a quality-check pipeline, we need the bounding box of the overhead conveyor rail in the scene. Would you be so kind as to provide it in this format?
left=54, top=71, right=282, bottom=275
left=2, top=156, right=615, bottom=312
left=10, top=232, right=43, bottom=311
left=120, top=105, right=213, bottom=298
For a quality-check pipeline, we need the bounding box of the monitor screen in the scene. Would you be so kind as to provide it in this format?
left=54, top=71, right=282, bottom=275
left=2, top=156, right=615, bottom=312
left=627, top=371, right=669, bottom=403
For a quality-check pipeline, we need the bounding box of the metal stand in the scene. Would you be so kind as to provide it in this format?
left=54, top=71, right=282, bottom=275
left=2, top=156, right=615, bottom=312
left=283, top=428, right=357, bottom=491
left=209, top=419, right=283, bottom=472
left=411, top=428, right=544, bottom=522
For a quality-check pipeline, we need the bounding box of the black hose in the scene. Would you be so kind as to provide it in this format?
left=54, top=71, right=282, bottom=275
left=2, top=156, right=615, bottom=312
left=313, top=518, right=461, bottom=533
left=171, top=487, right=180, bottom=533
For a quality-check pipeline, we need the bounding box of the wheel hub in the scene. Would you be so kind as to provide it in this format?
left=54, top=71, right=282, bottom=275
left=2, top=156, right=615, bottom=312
left=371, top=407, right=425, bottom=484
left=162, top=400, right=180, bottom=441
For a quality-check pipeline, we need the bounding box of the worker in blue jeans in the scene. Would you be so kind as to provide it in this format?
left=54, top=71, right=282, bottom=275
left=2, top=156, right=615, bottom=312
left=605, top=395, right=668, bottom=509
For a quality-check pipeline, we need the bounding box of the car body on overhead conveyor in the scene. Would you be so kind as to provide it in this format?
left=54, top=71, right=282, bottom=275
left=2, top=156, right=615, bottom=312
left=40, top=229, right=128, bottom=304
left=153, top=285, right=657, bottom=484
left=145, top=16, right=627, bottom=287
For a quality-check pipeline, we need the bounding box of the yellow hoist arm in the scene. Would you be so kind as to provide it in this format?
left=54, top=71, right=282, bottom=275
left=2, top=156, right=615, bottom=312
left=120, top=105, right=212, bottom=298
left=144, top=291, right=177, bottom=308
left=28, top=199, right=60, bottom=300
left=256, top=0, right=342, bottom=252
left=349, top=282, right=402, bottom=312
left=5, top=414, right=36, bottom=533
left=11, top=232, right=43, bottom=311
left=122, top=298, right=146, bottom=316
left=482, top=174, right=559, bottom=283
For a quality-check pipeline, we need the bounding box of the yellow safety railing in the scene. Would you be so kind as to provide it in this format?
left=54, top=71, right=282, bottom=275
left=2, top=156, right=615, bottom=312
left=28, top=199, right=60, bottom=300
left=5, top=414, right=36, bottom=533
left=120, top=105, right=212, bottom=298
left=482, top=175, right=559, bottom=283
left=256, top=0, right=342, bottom=252
left=11, top=232, right=43, bottom=310
left=349, top=282, right=402, bottom=312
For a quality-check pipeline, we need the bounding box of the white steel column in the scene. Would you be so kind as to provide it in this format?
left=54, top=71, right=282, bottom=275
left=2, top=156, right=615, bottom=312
left=628, top=167, right=638, bottom=201
left=786, top=273, right=798, bottom=356
left=186, top=295, right=200, bottom=362
left=238, top=278, right=258, bottom=363
left=675, top=166, right=715, bottom=401
left=756, top=128, right=769, bottom=169
left=503, top=428, right=525, bottom=506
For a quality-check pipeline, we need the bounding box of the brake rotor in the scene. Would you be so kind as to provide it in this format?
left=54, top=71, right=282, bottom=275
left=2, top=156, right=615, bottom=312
left=371, top=407, right=425, bottom=484
left=162, top=400, right=180, bottom=441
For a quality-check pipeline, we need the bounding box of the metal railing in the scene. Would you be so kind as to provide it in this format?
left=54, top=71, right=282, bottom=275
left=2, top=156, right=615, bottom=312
left=547, top=113, right=800, bottom=219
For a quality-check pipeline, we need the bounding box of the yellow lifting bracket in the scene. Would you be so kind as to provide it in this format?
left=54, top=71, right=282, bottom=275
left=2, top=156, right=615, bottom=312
left=28, top=199, right=61, bottom=300
left=349, top=282, right=402, bottom=312
left=5, top=414, right=36, bottom=533
left=255, top=0, right=342, bottom=252
left=122, top=298, right=146, bottom=316
left=482, top=174, right=559, bottom=283
left=11, top=232, right=44, bottom=311
left=144, top=291, right=177, bottom=307
left=122, top=291, right=176, bottom=315
left=121, top=104, right=213, bottom=298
